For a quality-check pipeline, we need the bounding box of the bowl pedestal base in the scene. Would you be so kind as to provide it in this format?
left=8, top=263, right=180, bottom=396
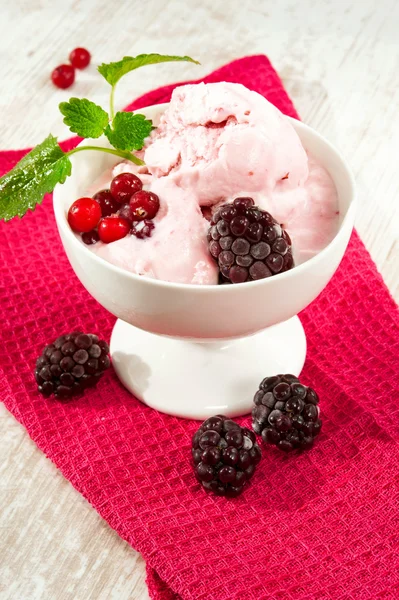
left=110, top=316, right=306, bottom=420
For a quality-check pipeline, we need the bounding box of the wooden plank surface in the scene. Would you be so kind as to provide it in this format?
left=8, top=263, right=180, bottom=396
left=1, top=0, right=398, bottom=598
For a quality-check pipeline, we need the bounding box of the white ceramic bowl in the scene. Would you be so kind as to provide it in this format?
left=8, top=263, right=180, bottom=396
left=53, top=103, right=356, bottom=419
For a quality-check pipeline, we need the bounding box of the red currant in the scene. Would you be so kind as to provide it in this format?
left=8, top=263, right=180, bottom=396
left=129, top=191, right=160, bottom=221
left=92, top=189, right=120, bottom=217
left=110, top=173, right=143, bottom=204
left=51, top=64, right=75, bottom=89
left=69, top=47, right=91, bottom=69
left=68, top=198, right=101, bottom=233
left=98, top=217, right=130, bottom=243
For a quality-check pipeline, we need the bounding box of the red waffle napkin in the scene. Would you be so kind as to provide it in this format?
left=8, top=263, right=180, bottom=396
left=1, top=56, right=399, bottom=600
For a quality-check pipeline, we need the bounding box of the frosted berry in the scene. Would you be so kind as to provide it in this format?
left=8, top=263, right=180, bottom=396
left=131, top=220, right=155, bottom=239
left=93, top=189, right=120, bottom=217
left=208, top=197, right=294, bottom=284
left=35, top=333, right=110, bottom=400
left=192, top=415, right=261, bottom=497
left=118, top=203, right=134, bottom=224
left=98, top=216, right=130, bottom=243
left=252, top=374, right=322, bottom=451
left=130, top=191, right=160, bottom=221
left=69, top=47, right=91, bottom=69
left=110, top=173, right=143, bottom=203
left=68, top=197, right=101, bottom=233
left=51, top=64, right=75, bottom=89
left=81, top=230, right=99, bottom=245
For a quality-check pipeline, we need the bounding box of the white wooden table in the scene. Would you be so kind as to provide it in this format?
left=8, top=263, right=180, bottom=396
left=1, top=1, right=398, bottom=598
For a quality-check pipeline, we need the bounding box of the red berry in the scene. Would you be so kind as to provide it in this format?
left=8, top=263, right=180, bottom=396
left=110, top=173, right=143, bottom=204
left=68, top=198, right=101, bottom=233
left=98, top=217, right=130, bottom=243
left=130, top=191, right=160, bottom=221
left=93, top=189, right=120, bottom=217
left=51, top=64, right=75, bottom=89
left=69, top=47, right=91, bottom=69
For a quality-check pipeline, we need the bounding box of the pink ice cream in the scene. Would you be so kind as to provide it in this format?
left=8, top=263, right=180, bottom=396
left=89, top=82, right=339, bottom=284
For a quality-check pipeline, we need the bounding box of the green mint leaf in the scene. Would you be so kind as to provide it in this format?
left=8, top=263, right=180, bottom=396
left=59, top=98, right=109, bottom=138
left=104, top=112, right=153, bottom=152
left=0, top=135, right=72, bottom=221
left=98, top=53, right=200, bottom=86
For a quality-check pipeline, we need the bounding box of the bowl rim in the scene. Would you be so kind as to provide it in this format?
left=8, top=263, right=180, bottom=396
left=53, top=109, right=357, bottom=294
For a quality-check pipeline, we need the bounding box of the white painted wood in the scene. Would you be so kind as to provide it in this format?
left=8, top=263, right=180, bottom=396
left=1, top=0, right=398, bottom=598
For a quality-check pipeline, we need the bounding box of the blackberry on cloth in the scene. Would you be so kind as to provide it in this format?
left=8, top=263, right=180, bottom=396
left=192, top=415, right=262, bottom=497
left=252, top=374, right=322, bottom=451
left=35, top=332, right=110, bottom=400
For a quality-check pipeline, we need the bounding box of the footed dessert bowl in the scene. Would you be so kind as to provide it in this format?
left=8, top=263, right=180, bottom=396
left=54, top=103, right=356, bottom=419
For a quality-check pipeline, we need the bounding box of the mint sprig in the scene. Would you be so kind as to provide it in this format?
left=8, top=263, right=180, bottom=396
left=0, top=52, right=199, bottom=222
left=98, top=54, right=200, bottom=87
left=59, top=98, right=148, bottom=161
left=59, top=98, right=109, bottom=138
left=98, top=53, right=199, bottom=118
left=105, top=112, right=153, bottom=151
left=0, top=135, right=71, bottom=221
left=0, top=136, right=145, bottom=221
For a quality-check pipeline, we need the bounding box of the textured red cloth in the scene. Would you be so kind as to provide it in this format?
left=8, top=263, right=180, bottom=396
left=1, top=56, right=399, bottom=600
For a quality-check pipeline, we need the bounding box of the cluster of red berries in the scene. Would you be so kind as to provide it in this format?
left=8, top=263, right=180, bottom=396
left=68, top=172, right=160, bottom=244
left=51, top=47, right=91, bottom=90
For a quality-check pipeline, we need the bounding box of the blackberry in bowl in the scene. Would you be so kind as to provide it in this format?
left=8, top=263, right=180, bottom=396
left=208, top=198, right=294, bottom=284
left=192, top=415, right=262, bottom=497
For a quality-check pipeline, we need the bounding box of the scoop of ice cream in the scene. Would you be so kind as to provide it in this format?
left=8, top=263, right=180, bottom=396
left=88, top=82, right=339, bottom=283
left=144, top=82, right=309, bottom=205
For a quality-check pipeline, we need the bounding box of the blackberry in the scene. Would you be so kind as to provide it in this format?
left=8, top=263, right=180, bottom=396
left=252, top=374, right=322, bottom=451
left=192, top=415, right=262, bottom=497
left=35, top=332, right=110, bottom=400
left=207, top=197, right=294, bottom=284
